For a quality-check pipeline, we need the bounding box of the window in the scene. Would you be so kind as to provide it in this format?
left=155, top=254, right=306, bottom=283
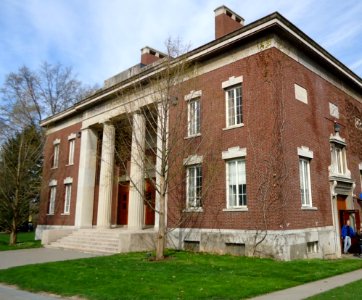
left=64, top=184, right=72, bottom=214
left=333, top=145, right=346, bottom=174
left=68, top=139, right=75, bottom=165
left=226, top=85, right=242, bottom=127
left=52, top=143, right=59, bottom=168
left=299, top=158, right=312, bottom=207
left=188, top=98, right=200, bottom=136
left=48, top=186, right=56, bottom=215
left=227, top=159, right=246, bottom=208
left=186, top=165, right=202, bottom=208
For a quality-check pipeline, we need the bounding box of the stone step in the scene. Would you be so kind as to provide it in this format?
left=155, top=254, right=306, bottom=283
left=47, top=243, right=117, bottom=254
left=60, top=236, right=119, bottom=244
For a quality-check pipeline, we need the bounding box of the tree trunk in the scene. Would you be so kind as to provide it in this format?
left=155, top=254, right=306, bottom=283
left=155, top=177, right=166, bottom=260
left=9, top=219, right=17, bottom=246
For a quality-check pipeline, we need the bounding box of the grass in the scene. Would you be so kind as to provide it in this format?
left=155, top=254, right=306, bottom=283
left=0, top=232, right=41, bottom=251
left=307, top=279, right=362, bottom=299
left=0, top=251, right=362, bottom=299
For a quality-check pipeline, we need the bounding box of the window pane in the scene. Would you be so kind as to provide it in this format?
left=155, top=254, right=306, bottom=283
left=228, top=159, right=247, bottom=207
left=187, top=165, right=202, bottom=208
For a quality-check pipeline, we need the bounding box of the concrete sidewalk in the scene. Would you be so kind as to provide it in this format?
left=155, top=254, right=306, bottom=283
left=0, top=247, right=108, bottom=270
left=0, top=248, right=107, bottom=299
left=250, top=268, right=362, bottom=300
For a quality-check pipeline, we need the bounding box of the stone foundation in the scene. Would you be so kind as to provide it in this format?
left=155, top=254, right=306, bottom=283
left=167, top=226, right=339, bottom=260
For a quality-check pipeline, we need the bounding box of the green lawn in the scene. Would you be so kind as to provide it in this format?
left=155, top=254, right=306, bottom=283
left=0, top=251, right=362, bottom=299
left=307, top=279, right=362, bottom=299
left=0, top=232, right=41, bottom=251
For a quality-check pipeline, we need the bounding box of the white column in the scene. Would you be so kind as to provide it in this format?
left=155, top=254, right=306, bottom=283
left=128, top=112, right=146, bottom=230
left=75, top=127, right=98, bottom=228
left=97, top=122, right=115, bottom=228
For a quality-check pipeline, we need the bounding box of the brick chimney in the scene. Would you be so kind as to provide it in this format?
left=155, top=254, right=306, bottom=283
left=214, top=5, right=244, bottom=39
left=141, top=46, right=166, bottom=66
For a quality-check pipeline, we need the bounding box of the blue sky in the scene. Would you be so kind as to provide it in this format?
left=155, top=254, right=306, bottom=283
left=1, top=0, right=361, bottom=88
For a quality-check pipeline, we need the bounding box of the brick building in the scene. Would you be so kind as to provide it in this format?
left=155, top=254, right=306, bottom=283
left=36, top=6, right=362, bottom=260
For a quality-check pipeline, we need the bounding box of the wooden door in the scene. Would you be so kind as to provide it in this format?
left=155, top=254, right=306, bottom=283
left=145, top=181, right=155, bottom=226
left=117, top=184, right=129, bottom=225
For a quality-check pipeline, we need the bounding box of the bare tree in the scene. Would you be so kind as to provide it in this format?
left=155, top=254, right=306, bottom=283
left=111, top=39, right=217, bottom=260
left=0, top=62, right=97, bottom=245
left=0, top=62, right=98, bottom=131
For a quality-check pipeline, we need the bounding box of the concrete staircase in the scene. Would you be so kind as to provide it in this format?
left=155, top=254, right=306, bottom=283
left=47, top=229, right=121, bottom=254
left=46, top=228, right=157, bottom=254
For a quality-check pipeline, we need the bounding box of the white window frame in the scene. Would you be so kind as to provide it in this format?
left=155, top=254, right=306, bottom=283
left=68, top=139, right=75, bottom=165
left=299, top=157, right=312, bottom=208
left=329, top=133, right=351, bottom=179
left=186, top=165, right=202, bottom=209
left=225, top=85, right=242, bottom=128
left=52, top=140, right=60, bottom=168
left=187, top=98, right=201, bottom=136
left=226, top=158, right=247, bottom=209
left=48, top=180, right=57, bottom=215
left=63, top=184, right=72, bottom=214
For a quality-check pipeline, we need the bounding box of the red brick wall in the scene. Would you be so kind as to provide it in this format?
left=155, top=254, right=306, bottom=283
left=167, top=47, right=362, bottom=231
left=38, top=122, right=82, bottom=226
left=215, top=13, right=243, bottom=39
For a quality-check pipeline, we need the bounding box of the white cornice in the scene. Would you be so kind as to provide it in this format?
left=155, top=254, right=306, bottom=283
left=41, top=15, right=361, bottom=129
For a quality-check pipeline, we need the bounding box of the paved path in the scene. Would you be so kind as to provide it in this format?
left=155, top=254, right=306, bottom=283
left=0, top=247, right=106, bottom=269
left=0, top=248, right=107, bottom=299
left=250, top=268, right=362, bottom=300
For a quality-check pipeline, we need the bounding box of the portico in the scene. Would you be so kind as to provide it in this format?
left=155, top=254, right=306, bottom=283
left=74, top=109, right=158, bottom=231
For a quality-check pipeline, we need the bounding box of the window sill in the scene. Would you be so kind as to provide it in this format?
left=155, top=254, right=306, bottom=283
left=50, top=167, right=58, bottom=170
left=222, top=123, right=244, bottom=131
left=61, top=213, right=70, bottom=215
left=66, top=164, right=74, bottom=167
left=183, top=208, right=203, bottom=213
left=223, top=207, right=248, bottom=212
left=47, top=213, right=55, bottom=216
left=184, top=133, right=201, bottom=140
left=301, top=206, right=318, bottom=211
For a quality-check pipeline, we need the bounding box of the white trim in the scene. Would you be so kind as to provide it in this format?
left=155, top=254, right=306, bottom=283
left=223, top=207, right=248, bottom=212
left=64, top=177, right=73, bottom=184
left=222, top=123, right=244, bottom=131
left=329, top=132, right=346, bottom=146
left=53, top=138, right=61, bottom=145
left=68, top=133, right=77, bottom=140
left=49, top=179, right=57, bottom=186
left=294, top=84, right=308, bottom=104
left=222, top=76, right=243, bottom=89
left=183, top=154, right=203, bottom=166
left=297, top=146, right=314, bottom=159
left=301, top=206, right=318, bottom=211
left=184, top=90, right=202, bottom=101
left=222, top=146, right=246, bottom=160
left=359, top=163, right=362, bottom=170
left=329, top=103, right=339, bottom=119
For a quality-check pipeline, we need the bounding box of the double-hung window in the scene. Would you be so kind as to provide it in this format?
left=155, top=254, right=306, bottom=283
left=297, top=146, right=313, bottom=208
left=187, top=165, right=202, bottom=208
left=68, top=139, right=75, bottom=165
left=48, top=180, right=57, bottom=215
left=299, top=158, right=312, bottom=207
left=52, top=139, right=60, bottom=168
left=64, top=184, right=72, bottom=214
left=226, top=85, right=242, bottom=127
left=185, top=90, right=202, bottom=137
left=188, top=98, right=200, bottom=136
left=227, top=159, right=247, bottom=208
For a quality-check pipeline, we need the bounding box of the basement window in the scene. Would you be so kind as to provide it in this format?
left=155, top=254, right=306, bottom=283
left=225, top=243, right=245, bottom=256
left=184, top=240, right=200, bottom=252
left=307, top=241, right=319, bottom=254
